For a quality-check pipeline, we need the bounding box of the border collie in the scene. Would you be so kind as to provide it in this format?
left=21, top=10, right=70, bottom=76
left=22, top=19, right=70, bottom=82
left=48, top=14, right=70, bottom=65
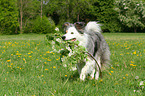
left=62, top=21, right=110, bottom=80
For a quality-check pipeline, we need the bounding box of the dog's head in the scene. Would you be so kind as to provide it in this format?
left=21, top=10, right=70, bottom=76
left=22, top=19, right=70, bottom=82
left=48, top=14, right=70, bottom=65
left=62, top=22, right=85, bottom=41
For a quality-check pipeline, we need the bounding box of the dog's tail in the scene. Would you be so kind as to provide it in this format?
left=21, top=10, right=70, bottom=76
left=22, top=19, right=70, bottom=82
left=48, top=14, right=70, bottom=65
left=85, top=21, right=102, bottom=33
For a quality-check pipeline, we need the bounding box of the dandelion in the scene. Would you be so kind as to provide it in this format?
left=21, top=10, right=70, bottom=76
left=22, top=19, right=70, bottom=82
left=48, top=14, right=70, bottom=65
left=65, top=75, right=67, bottom=77
left=56, top=59, right=59, bottom=60
left=41, top=75, right=44, bottom=77
left=133, top=51, right=136, bottom=55
left=7, top=60, right=11, bottom=62
left=43, top=81, right=46, bottom=84
left=131, top=61, right=134, bottom=63
left=46, top=51, right=50, bottom=53
left=99, top=79, right=103, bottom=82
left=53, top=66, right=56, bottom=68
left=123, top=77, right=125, bottom=79
left=109, top=73, right=112, bottom=75
left=111, top=71, right=114, bottom=73
left=126, top=74, right=128, bottom=76
left=47, top=59, right=51, bottom=61
left=45, top=69, right=48, bottom=71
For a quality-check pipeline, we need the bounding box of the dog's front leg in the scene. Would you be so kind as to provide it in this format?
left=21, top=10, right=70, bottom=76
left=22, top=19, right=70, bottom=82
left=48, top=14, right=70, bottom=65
left=80, top=66, right=88, bottom=81
left=80, top=58, right=95, bottom=81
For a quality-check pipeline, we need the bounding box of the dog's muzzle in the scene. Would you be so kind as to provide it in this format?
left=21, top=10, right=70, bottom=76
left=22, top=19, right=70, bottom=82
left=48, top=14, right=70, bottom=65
left=61, top=36, right=66, bottom=40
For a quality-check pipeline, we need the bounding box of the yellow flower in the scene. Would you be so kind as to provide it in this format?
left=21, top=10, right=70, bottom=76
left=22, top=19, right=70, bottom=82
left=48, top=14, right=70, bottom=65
left=126, top=74, right=128, bottom=76
left=45, top=69, right=48, bottom=71
left=65, top=75, right=67, bottom=77
left=47, top=59, right=51, bottom=61
left=7, top=60, right=11, bottom=62
left=131, top=61, right=134, bottom=63
left=53, top=66, right=56, bottom=68
left=111, top=71, right=114, bottom=73
left=99, top=79, right=103, bottom=82
left=123, top=77, right=125, bottom=79
left=109, top=73, right=112, bottom=75
left=133, top=51, right=136, bottom=54
left=111, top=67, right=114, bottom=69
left=46, top=51, right=50, bottom=53
left=43, top=81, right=46, bottom=84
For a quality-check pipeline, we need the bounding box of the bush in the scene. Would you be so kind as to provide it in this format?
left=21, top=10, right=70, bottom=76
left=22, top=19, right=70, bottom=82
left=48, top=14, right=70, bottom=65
left=24, top=16, right=56, bottom=34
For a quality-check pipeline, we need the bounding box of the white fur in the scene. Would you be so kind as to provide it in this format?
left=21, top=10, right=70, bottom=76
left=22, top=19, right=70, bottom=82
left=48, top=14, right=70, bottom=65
left=63, top=21, right=102, bottom=81
left=85, top=21, right=102, bottom=33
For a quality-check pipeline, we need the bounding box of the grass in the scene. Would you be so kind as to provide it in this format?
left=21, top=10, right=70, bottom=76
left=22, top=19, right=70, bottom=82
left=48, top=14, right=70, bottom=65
left=0, top=33, right=145, bottom=95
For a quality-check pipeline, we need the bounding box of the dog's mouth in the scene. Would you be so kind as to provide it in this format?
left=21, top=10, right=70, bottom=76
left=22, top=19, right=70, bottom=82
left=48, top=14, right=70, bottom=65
left=70, top=38, right=76, bottom=41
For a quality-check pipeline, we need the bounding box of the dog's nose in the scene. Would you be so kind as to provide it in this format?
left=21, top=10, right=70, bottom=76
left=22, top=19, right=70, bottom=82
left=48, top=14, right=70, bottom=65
left=61, top=36, right=66, bottom=40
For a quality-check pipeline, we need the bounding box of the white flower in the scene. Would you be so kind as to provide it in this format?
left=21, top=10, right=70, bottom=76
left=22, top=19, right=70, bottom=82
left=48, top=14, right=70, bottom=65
left=55, top=27, right=59, bottom=31
left=135, top=76, right=139, bottom=79
left=56, top=38, right=62, bottom=43
left=140, top=81, right=144, bottom=86
left=137, top=4, right=139, bottom=6
left=124, top=7, right=128, bottom=9
left=123, top=3, right=126, bottom=5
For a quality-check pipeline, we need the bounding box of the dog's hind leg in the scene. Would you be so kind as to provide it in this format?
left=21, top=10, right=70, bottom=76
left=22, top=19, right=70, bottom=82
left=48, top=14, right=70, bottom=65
left=95, top=56, right=101, bottom=80
left=90, top=69, right=95, bottom=79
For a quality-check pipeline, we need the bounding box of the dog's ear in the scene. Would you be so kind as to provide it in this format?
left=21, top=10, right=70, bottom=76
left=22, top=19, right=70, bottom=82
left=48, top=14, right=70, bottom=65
left=74, top=22, right=85, bottom=34
left=62, top=22, right=70, bottom=27
left=62, top=22, right=71, bottom=33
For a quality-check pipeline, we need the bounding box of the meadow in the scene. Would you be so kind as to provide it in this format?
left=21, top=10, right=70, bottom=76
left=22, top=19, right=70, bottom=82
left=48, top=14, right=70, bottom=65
left=0, top=33, right=145, bottom=96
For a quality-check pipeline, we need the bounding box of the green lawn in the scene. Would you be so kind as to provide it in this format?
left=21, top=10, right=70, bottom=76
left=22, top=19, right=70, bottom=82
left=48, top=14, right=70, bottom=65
left=0, top=33, right=145, bottom=95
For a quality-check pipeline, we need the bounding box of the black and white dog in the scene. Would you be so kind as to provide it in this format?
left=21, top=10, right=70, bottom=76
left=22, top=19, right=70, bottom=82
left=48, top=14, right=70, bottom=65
left=62, top=21, right=110, bottom=80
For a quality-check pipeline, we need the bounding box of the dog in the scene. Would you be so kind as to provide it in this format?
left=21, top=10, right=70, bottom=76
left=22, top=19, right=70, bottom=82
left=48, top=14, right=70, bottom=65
left=62, top=21, right=110, bottom=80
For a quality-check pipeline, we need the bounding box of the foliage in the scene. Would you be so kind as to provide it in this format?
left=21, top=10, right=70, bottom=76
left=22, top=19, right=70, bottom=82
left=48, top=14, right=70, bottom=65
left=0, top=0, right=19, bottom=34
left=44, top=0, right=121, bottom=32
left=24, top=16, right=56, bottom=34
left=88, top=0, right=122, bottom=32
left=45, top=33, right=88, bottom=68
left=114, top=0, right=145, bottom=32
left=1, top=0, right=145, bottom=33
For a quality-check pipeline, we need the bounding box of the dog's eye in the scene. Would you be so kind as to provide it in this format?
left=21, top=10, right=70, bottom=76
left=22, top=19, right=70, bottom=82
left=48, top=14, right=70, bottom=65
left=71, top=32, right=74, bottom=34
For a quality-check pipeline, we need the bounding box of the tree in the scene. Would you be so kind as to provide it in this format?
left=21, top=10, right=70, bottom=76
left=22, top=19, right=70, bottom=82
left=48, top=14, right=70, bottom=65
left=87, top=0, right=121, bottom=32
left=114, top=0, right=145, bottom=32
left=44, top=0, right=94, bottom=24
left=17, top=0, right=40, bottom=33
left=0, top=0, right=19, bottom=34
